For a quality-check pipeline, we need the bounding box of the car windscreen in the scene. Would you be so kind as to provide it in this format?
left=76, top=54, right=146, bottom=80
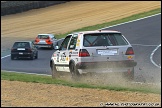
left=13, top=42, right=30, bottom=48
left=83, top=33, right=128, bottom=47
left=38, top=35, right=49, bottom=39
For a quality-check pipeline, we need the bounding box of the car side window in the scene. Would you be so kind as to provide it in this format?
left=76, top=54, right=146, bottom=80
left=68, top=35, right=78, bottom=50
left=59, top=35, right=71, bottom=50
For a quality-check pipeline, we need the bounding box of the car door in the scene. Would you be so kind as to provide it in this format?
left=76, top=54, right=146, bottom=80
left=55, top=35, right=72, bottom=71
left=67, top=34, right=78, bottom=62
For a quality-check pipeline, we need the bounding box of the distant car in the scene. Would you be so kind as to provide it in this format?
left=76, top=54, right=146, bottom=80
left=11, top=41, right=38, bottom=60
left=34, top=34, right=58, bottom=49
left=50, top=30, right=137, bottom=80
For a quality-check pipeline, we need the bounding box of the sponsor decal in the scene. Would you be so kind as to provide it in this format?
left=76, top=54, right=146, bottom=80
left=77, top=39, right=80, bottom=42
left=57, top=53, right=59, bottom=62
left=60, top=53, right=66, bottom=61
left=72, top=52, right=78, bottom=54
left=66, top=57, right=69, bottom=61
left=127, top=55, right=133, bottom=60
left=76, top=43, right=80, bottom=46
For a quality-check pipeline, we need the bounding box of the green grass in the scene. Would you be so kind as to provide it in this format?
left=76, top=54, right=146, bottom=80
left=1, top=71, right=161, bottom=94
left=55, top=8, right=161, bottom=39
left=1, top=8, right=161, bottom=94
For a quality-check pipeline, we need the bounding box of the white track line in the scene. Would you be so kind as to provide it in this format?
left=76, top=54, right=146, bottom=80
left=150, top=44, right=161, bottom=69
left=1, top=70, right=51, bottom=76
left=132, top=44, right=161, bottom=69
left=131, top=81, right=161, bottom=85
left=100, top=13, right=161, bottom=29
left=1, top=54, right=10, bottom=59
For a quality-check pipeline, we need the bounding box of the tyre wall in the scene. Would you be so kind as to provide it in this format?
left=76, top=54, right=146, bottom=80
left=1, top=1, right=70, bottom=16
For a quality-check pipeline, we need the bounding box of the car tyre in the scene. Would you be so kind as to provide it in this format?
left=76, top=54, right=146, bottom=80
left=35, top=52, right=38, bottom=59
left=51, top=62, right=59, bottom=78
left=69, top=62, right=81, bottom=80
left=30, top=54, right=34, bottom=60
left=11, top=55, right=14, bottom=60
left=51, top=44, right=54, bottom=50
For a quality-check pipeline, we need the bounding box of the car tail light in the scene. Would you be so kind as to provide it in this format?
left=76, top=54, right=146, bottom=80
left=35, top=37, right=39, bottom=42
left=125, top=47, right=134, bottom=55
left=79, top=49, right=90, bottom=57
left=11, top=48, right=16, bottom=51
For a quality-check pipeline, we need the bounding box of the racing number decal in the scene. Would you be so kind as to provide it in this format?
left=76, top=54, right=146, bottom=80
left=56, top=53, right=59, bottom=62
left=60, top=53, right=66, bottom=61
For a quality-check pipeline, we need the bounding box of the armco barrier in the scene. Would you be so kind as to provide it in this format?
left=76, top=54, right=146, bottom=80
left=1, top=1, right=70, bottom=16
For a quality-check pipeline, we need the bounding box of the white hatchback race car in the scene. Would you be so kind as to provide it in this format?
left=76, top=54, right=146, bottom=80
left=50, top=30, right=137, bottom=80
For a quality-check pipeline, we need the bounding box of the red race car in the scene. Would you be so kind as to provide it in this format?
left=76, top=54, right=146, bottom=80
left=34, top=34, right=58, bottom=49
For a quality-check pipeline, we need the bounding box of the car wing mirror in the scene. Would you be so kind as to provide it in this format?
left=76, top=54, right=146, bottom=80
left=55, top=46, right=59, bottom=50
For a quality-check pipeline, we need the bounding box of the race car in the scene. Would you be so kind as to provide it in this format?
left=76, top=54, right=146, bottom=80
left=50, top=30, right=137, bottom=80
left=11, top=41, right=38, bottom=60
left=34, top=34, right=58, bottom=49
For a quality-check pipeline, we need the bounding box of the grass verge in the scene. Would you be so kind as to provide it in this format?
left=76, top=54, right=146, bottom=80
left=1, top=71, right=161, bottom=94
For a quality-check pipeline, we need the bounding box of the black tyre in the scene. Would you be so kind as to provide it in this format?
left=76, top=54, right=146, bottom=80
left=11, top=55, right=14, bottom=60
left=30, top=54, right=34, bottom=60
left=35, top=52, right=38, bottom=59
left=51, top=44, right=54, bottom=50
left=51, top=62, right=59, bottom=78
left=69, top=62, right=81, bottom=80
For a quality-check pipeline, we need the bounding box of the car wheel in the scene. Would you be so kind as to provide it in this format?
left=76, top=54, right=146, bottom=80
left=11, top=55, right=14, bottom=60
left=30, top=54, right=34, bottom=60
left=35, top=52, right=38, bottom=59
left=51, top=62, right=59, bottom=78
left=51, top=44, right=54, bottom=50
left=69, top=62, right=81, bottom=80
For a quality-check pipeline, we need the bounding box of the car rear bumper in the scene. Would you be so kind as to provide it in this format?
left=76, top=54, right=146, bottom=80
left=76, top=60, right=137, bottom=69
left=11, top=52, right=32, bottom=57
left=34, top=44, right=52, bottom=48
